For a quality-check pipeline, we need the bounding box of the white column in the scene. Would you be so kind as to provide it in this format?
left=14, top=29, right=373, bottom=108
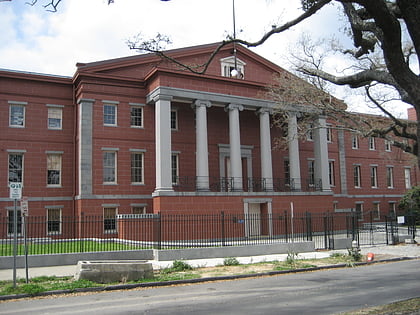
left=288, top=111, right=301, bottom=191
left=257, top=108, right=273, bottom=191
left=313, top=115, right=331, bottom=191
left=154, top=94, right=173, bottom=193
left=225, top=103, right=243, bottom=191
left=193, top=100, right=211, bottom=191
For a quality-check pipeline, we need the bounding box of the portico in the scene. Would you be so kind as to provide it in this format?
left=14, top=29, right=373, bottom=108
left=147, top=86, right=330, bottom=195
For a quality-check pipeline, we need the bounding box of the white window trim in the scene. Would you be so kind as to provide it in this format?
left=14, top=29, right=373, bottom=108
left=102, top=148, right=118, bottom=184
left=103, top=206, right=118, bottom=234
left=46, top=105, right=64, bottom=130
left=369, top=137, right=376, bottom=150
left=351, top=133, right=359, bottom=149
left=129, top=103, right=144, bottom=128
left=220, top=56, right=246, bottom=79
left=46, top=206, right=63, bottom=235
left=386, top=166, right=394, bottom=188
left=171, top=109, right=178, bottom=131
left=353, top=164, right=361, bottom=188
left=103, top=101, right=119, bottom=126
left=9, top=101, right=27, bottom=128
left=46, top=152, right=63, bottom=187
left=130, top=150, right=145, bottom=185
left=404, top=167, right=412, bottom=189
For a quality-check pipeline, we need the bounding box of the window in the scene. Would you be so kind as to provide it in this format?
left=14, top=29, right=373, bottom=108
left=404, top=168, right=411, bottom=189
left=386, top=166, right=394, bottom=188
left=308, top=160, right=315, bottom=186
left=104, top=207, right=117, bottom=233
left=103, top=151, right=117, bottom=183
left=351, top=133, right=359, bottom=149
left=284, top=159, right=290, bottom=185
left=103, top=104, right=117, bottom=126
left=328, top=161, right=335, bottom=186
left=47, top=107, right=62, bottom=130
left=132, top=206, right=146, bottom=214
left=130, top=104, right=143, bottom=127
left=171, top=154, right=179, bottom=185
left=326, top=124, right=333, bottom=142
left=47, top=208, right=62, bottom=235
left=370, top=166, right=378, bottom=188
left=353, top=165, right=361, bottom=188
left=369, top=137, right=376, bottom=150
left=306, top=124, right=313, bottom=141
left=47, top=154, right=62, bottom=186
left=220, top=56, right=245, bottom=79
left=8, top=153, right=23, bottom=183
left=8, top=210, right=22, bottom=235
left=131, top=152, right=144, bottom=184
left=389, top=202, right=396, bottom=217
left=171, top=109, right=178, bottom=130
left=385, top=140, right=392, bottom=152
left=373, top=202, right=380, bottom=219
left=355, top=203, right=363, bottom=220
left=9, top=103, right=25, bottom=127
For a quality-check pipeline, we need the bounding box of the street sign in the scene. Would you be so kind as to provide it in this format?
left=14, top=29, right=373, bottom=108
left=9, top=183, right=22, bottom=200
left=21, top=196, right=29, bottom=216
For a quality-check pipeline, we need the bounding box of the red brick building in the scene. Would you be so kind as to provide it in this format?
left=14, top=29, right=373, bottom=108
left=0, top=43, right=417, bottom=237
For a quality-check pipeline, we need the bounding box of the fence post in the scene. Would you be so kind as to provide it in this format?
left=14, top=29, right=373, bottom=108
left=156, top=212, right=162, bottom=250
left=221, top=211, right=225, bottom=247
left=284, top=210, right=288, bottom=243
left=305, top=212, right=312, bottom=241
left=80, top=213, right=84, bottom=253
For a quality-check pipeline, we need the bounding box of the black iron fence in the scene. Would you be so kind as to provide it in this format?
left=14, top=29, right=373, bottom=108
left=0, top=211, right=418, bottom=256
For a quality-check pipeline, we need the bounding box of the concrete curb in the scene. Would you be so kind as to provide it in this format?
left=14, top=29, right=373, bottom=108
left=0, top=256, right=417, bottom=302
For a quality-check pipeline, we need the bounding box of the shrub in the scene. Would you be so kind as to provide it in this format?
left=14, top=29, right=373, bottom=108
left=171, top=260, right=193, bottom=272
left=223, top=257, right=240, bottom=266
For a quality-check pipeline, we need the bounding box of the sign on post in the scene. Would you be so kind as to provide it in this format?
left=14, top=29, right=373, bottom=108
left=21, top=196, right=29, bottom=216
left=9, top=183, right=22, bottom=200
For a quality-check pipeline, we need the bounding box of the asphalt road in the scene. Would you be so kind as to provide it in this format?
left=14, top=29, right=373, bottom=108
left=1, top=260, right=420, bottom=315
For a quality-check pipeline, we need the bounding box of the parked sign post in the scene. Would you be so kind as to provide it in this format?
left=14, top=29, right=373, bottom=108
left=9, top=183, right=22, bottom=288
left=21, top=197, right=29, bottom=283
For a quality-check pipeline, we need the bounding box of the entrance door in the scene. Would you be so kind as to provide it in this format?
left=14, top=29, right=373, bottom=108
left=248, top=203, right=261, bottom=237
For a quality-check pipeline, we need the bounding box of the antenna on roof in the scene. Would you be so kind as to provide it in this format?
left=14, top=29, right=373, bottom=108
left=231, top=0, right=239, bottom=78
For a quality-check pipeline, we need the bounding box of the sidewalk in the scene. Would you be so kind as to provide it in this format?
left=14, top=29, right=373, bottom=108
left=0, top=244, right=418, bottom=281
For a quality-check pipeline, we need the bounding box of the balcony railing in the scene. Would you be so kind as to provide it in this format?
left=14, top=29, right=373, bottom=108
left=172, top=177, right=322, bottom=193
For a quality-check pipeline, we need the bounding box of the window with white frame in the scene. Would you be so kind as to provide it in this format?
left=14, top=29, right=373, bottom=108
left=370, top=166, right=378, bottom=188
left=351, top=133, right=359, bottom=149
left=9, top=103, right=26, bottom=127
left=8, top=210, right=22, bottom=236
left=386, top=166, right=394, bottom=188
left=131, top=152, right=144, bottom=184
left=171, top=109, right=178, bottom=130
left=353, top=165, right=361, bottom=188
left=355, top=202, right=363, bottom=220
left=132, top=206, right=146, bottom=214
left=47, top=153, right=62, bottom=186
left=389, top=202, right=396, bottom=217
left=284, top=159, right=290, bottom=185
left=171, top=153, right=179, bottom=185
left=103, top=150, right=117, bottom=184
left=373, top=202, right=380, bottom=219
left=308, top=160, right=315, bottom=186
left=103, top=207, right=117, bottom=233
left=47, top=208, right=62, bottom=235
left=385, top=139, right=392, bottom=152
left=404, top=167, right=411, bottom=189
left=47, top=106, right=63, bottom=130
left=306, top=124, right=313, bottom=141
left=326, top=124, right=333, bottom=142
left=369, top=137, right=376, bottom=150
left=220, top=56, right=246, bottom=79
left=8, top=153, right=23, bottom=183
left=103, top=103, right=117, bottom=126
left=328, top=161, right=335, bottom=186
left=130, top=104, right=143, bottom=128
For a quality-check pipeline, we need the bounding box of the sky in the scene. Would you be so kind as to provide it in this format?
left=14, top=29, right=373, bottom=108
left=0, top=0, right=410, bottom=118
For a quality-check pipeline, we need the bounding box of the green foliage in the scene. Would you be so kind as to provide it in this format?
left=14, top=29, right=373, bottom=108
left=399, top=186, right=420, bottom=216
left=223, top=257, right=240, bottom=266
left=286, top=251, right=299, bottom=267
left=347, top=247, right=362, bottom=262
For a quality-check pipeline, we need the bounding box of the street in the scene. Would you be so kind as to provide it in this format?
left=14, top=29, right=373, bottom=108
left=1, top=260, right=420, bottom=315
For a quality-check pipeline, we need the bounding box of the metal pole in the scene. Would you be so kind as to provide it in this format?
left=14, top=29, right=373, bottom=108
left=23, top=214, right=28, bottom=283
left=13, top=199, right=17, bottom=288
